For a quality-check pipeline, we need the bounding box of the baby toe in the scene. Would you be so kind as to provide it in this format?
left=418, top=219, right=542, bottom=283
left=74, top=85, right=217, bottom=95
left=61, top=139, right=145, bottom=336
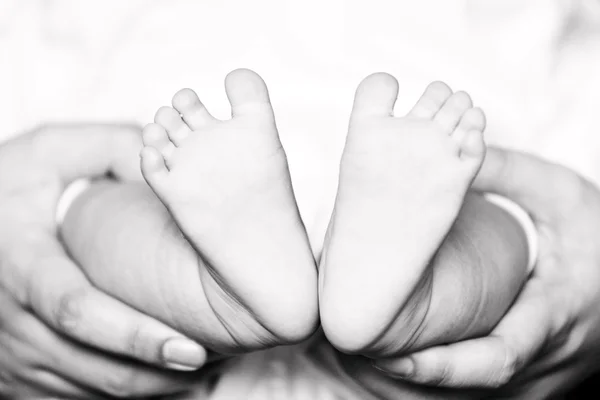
left=172, top=88, right=215, bottom=130
left=154, top=106, right=191, bottom=147
left=140, top=146, right=169, bottom=188
left=434, top=91, right=473, bottom=133
left=459, top=129, right=486, bottom=169
left=407, top=81, right=453, bottom=119
left=453, top=107, right=486, bottom=144
left=142, top=123, right=174, bottom=159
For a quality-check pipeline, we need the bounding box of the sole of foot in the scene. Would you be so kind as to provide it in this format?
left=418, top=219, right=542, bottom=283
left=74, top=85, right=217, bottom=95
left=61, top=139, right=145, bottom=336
left=320, top=73, right=486, bottom=354
left=140, top=68, right=318, bottom=346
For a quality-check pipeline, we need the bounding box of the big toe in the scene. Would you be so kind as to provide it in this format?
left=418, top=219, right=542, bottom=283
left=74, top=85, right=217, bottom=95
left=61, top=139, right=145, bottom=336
left=224, top=68, right=273, bottom=118
left=351, top=72, right=399, bottom=119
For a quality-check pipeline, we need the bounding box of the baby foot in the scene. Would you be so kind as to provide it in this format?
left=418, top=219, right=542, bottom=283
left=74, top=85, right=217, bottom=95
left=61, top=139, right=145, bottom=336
left=320, top=73, right=486, bottom=353
left=140, top=69, right=318, bottom=344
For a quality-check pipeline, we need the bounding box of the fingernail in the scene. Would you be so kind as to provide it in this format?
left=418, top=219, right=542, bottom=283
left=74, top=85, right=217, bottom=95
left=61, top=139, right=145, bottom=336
left=162, top=338, right=206, bottom=371
left=373, top=357, right=415, bottom=378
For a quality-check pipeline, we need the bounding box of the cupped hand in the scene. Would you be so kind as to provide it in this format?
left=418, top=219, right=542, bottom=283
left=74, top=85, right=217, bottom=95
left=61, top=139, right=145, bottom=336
left=374, top=147, right=600, bottom=398
left=0, top=124, right=206, bottom=398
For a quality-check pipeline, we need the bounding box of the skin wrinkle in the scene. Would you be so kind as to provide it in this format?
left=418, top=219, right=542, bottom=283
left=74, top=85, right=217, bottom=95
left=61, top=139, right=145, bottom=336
left=370, top=271, right=433, bottom=357
left=152, top=198, right=282, bottom=351
left=201, top=262, right=281, bottom=351
left=155, top=214, right=193, bottom=336
left=450, top=228, right=487, bottom=340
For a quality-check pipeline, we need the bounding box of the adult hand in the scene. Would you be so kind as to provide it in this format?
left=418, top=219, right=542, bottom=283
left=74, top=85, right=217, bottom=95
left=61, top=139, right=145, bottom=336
left=0, top=124, right=206, bottom=399
left=374, top=147, right=600, bottom=398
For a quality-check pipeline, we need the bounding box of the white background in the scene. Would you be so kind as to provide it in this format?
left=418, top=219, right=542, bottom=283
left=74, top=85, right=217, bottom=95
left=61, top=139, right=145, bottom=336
left=2, top=0, right=600, bottom=248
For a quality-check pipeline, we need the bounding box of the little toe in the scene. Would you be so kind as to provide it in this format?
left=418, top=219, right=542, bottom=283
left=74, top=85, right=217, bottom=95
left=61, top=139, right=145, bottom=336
left=172, top=88, right=216, bottom=130
left=142, top=123, right=175, bottom=161
left=350, top=72, right=399, bottom=120
left=459, top=129, right=486, bottom=167
left=407, top=81, right=453, bottom=119
left=154, top=106, right=191, bottom=146
left=140, top=146, right=169, bottom=187
left=453, top=107, right=486, bottom=144
left=224, top=68, right=275, bottom=119
left=433, top=91, right=473, bottom=133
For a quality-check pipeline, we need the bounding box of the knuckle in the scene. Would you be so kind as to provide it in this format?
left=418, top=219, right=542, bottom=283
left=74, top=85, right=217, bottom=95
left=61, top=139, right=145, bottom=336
left=420, top=360, right=452, bottom=387
left=402, top=351, right=454, bottom=388
left=54, top=288, right=88, bottom=335
left=9, top=251, right=43, bottom=306
left=493, top=345, right=518, bottom=388
left=126, top=323, right=147, bottom=359
left=102, top=367, right=137, bottom=398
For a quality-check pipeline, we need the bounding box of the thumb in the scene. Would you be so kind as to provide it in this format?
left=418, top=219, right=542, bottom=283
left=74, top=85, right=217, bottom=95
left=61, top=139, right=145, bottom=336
left=473, top=147, right=582, bottom=223
left=373, top=279, right=551, bottom=388
left=32, top=123, right=144, bottom=183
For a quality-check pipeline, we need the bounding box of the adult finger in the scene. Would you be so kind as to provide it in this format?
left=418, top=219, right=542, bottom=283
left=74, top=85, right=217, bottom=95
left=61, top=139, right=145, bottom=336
left=1, top=292, right=199, bottom=399
left=373, top=279, right=551, bottom=388
left=2, top=374, right=106, bottom=400
left=17, top=373, right=107, bottom=400
left=1, top=290, right=140, bottom=399
left=31, top=123, right=144, bottom=182
left=473, top=147, right=584, bottom=223
left=14, top=229, right=206, bottom=371
left=8, top=362, right=108, bottom=400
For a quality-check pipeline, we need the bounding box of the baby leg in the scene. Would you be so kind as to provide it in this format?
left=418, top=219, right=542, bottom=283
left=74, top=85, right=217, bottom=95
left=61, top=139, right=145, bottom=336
left=320, top=74, right=527, bottom=356
left=62, top=70, right=318, bottom=353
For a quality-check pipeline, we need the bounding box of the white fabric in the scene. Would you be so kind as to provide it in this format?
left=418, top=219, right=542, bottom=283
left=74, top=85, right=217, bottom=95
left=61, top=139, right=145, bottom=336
left=3, top=0, right=600, bottom=398
left=55, top=178, right=92, bottom=225
left=484, top=193, right=538, bottom=273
